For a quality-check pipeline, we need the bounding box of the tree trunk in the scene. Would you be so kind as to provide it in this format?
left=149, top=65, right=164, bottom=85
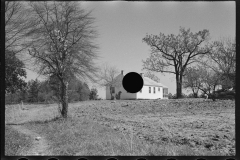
left=61, top=80, right=68, bottom=118
left=176, top=74, right=182, bottom=98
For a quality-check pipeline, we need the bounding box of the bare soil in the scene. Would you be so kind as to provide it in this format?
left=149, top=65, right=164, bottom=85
left=68, top=99, right=235, bottom=155
left=5, top=98, right=235, bottom=156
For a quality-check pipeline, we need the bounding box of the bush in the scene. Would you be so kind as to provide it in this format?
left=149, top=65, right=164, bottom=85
left=187, top=93, right=194, bottom=98
left=89, top=88, right=98, bottom=100
left=224, top=95, right=235, bottom=100
left=209, top=89, right=235, bottom=101
left=225, top=90, right=235, bottom=96
left=168, top=93, right=173, bottom=99
left=111, top=95, right=115, bottom=100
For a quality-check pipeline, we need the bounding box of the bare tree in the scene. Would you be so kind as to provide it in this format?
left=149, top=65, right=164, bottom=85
left=196, top=65, right=222, bottom=101
left=182, top=67, right=201, bottom=98
left=200, top=38, right=236, bottom=90
left=144, top=71, right=160, bottom=83
left=142, top=27, right=212, bottom=98
left=24, top=2, right=99, bottom=118
left=98, top=63, right=120, bottom=100
left=5, top=2, right=32, bottom=54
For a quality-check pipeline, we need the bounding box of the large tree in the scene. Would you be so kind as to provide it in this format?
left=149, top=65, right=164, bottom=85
left=200, top=38, right=236, bottom=90
left=25, top=2, right=99, bottom=118
left=5, top=50, right=27, bottom=94
left=5, top=1, right=32, bottom=54
left=142, top=27, right=212, bottom=98
left=5, top=2, right=30, bottom=95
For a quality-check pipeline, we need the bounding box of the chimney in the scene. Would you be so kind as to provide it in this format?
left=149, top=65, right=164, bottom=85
left=121, top=70, right=123, bottom=75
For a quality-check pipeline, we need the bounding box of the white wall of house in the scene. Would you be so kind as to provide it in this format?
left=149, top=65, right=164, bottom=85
left=106, top=86, right=137, bottom=100
left=105, top=71, right=168, bottom=100
left=136, top=85, right=163, bottom=99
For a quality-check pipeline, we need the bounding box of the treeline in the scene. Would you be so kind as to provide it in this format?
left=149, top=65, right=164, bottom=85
left=5, top=76, right=100, bottom=104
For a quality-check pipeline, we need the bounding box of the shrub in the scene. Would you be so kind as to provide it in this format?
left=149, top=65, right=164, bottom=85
left=168, top=93, right=173, bottom=99
left=209, top=89, right=235, bottom=101
left=111, top=95, right=115, bottom=100
left=187, top=93, right=196, bottom=98
left=224, top=95, right=235, bottom=100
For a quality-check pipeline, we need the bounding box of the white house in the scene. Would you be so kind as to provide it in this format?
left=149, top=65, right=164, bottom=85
left=106, top=70, right=168, bottom=100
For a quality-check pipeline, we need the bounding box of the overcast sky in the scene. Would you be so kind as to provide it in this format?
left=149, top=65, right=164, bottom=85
left=25, top=1, right=235, bottom=99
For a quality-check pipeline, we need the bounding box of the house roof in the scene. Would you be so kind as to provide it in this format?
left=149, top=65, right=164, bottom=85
left=142, top=77, right=162, bottom=87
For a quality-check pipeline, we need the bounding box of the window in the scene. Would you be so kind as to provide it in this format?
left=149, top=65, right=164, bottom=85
left=149, top=87, right=151, bottom=93
left=111, top=87, right=115, bottom=93
left=154, top=87, right=155, bottom=93
left=158, top=87, right=160, bottom=91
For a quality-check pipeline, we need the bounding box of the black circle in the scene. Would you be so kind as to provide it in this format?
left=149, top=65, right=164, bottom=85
left=77, top=158, right=88, bottom=160
left=122, top=72, right=143, bottom=93
left=106, top=158, right=118, bottom=160
left=47, top=158, right=58, bottom=160
left=17, top=158, right=28, bottom=160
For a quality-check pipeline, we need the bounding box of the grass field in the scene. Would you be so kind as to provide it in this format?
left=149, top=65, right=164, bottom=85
left=5, top=125, right=32, bottom=156
left=5, top=98, right=235, bottom=156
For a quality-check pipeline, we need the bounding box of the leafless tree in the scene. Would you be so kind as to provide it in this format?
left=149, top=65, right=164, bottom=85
left=98, top=63, right=120, bottom=100
left=182, top=67, right=201, bottom=98
left=24, top=2, right=99, bottom=118
left=195, top=65, right=222, bottom=101
left=200, top=37, right=236, bottom=89
left=144, top=71, right=160, bottom=83
left=5, top=2, right=32, bottom=54
left=142, top=27, right=212, bottom=98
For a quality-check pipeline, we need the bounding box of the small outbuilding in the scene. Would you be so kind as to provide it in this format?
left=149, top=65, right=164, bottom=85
left=106, top=70, right=168, bottom=100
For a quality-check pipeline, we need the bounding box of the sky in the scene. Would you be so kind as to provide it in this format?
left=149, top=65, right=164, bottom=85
left=25, top=1, right=235, bottom=99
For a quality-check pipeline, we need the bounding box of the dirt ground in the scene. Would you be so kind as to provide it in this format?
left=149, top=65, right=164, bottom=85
left=68, top=98, right=235, bottom=155
left=5, top=98, right=235, bottom=156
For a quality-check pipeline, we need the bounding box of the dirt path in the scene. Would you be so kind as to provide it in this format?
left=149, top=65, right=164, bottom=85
left=10, top=125, right=52, bottom=156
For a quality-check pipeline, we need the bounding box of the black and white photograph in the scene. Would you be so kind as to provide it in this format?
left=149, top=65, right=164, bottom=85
left=5, top=1, right=235, bottom=156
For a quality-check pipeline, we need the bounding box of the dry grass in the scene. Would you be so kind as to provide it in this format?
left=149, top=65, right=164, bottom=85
left=5, top=125, right=32, bottom=155
left=5, top=99, right=235, bottom=156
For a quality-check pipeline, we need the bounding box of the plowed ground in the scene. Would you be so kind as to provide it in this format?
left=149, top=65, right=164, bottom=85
left=70, top=99, right=235, bottom=155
